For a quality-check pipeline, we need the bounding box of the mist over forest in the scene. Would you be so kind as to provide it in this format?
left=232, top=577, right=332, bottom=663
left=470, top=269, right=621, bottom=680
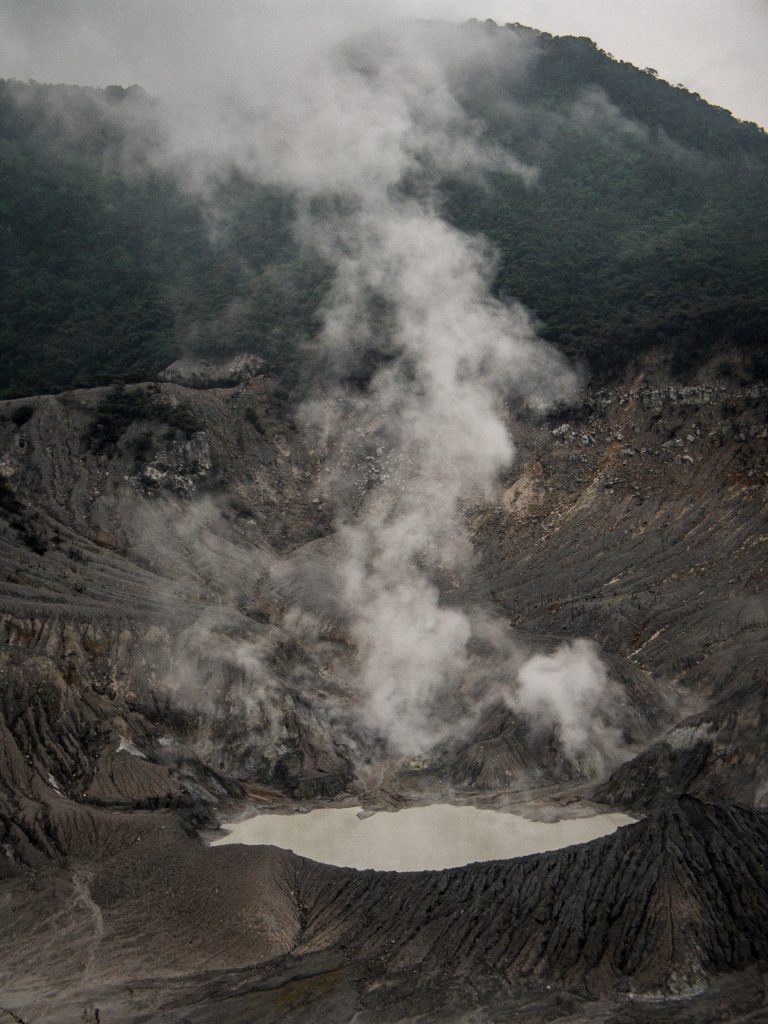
left=1, top=18, right=767, bottom=401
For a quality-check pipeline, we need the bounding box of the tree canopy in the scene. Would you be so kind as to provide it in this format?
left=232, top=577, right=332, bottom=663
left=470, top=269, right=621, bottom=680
left=1, top=24, right=766, bottom=399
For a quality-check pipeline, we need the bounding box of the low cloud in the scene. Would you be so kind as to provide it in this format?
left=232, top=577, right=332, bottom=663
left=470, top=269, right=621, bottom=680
left=512, top=639, right=623, bottom=772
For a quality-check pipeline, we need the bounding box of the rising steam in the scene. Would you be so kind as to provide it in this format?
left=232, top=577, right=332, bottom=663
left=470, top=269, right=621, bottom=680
left=150, top=13, right=607, bottom=760
left=299, top=204, right=576, bottom=753
left=208, top=18, right=584, bottom=755
left=6, top=4, right=625, bottom=765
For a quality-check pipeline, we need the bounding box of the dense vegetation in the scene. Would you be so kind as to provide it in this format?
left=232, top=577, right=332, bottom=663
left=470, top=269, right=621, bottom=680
left=446, top=26, right=768, bottom=376
left=1, top=22, right=767, bottom=398
left=0, top=81, right=326, bottom=397
left=87, top=383, right=203, bottom=453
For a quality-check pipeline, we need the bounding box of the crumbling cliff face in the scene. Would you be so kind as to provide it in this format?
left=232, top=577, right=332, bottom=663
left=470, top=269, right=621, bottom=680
left=0, top=376, right=357, bottom=856
left=466, top=360, right=768, bottom=809
left=0, top=356, right=766, bottom=1022
left=1, top=359, right=767, bottom=822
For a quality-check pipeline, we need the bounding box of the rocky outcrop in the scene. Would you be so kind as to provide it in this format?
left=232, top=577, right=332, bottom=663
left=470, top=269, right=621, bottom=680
left=159, top=352, right=264, bottom=387
left=596, top=673, right=768, bottom=810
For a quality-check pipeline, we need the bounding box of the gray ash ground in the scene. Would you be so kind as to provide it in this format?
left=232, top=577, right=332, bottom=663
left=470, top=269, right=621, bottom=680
left=1, top=353, right=767, bottom=1022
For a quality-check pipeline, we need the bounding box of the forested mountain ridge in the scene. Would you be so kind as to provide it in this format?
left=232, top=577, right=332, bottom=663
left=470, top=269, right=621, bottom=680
left=1, top=20, right=767, bottom=400
left=0, top=80, right=318, bottom=397
left=449, top=26, right=768, bottom=376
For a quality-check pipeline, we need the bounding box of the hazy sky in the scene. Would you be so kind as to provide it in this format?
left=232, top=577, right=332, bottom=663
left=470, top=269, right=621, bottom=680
left=0, top=0, right=766, bottom=128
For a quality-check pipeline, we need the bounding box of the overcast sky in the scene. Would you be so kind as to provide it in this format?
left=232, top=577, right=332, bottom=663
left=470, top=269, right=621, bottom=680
left=0, top=1, right=766, bottom=129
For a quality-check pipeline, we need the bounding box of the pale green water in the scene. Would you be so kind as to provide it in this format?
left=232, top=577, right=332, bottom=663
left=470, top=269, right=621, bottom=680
left=212, top=804, right=635, bottom=871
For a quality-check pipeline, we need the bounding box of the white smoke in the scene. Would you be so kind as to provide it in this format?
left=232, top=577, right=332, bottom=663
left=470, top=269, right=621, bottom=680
left=177, top=18, right=576, bottom=754
left=299, top=202, right=575, bottom=753
left=568, top=85, right=649, bottom=139
left=131, top=12, right=598, bottom=758
left=512, top=639, right=623, bottom=771
left=3, top=2, right=625, bottom=763
left=168, top=609, right=281, bottom=728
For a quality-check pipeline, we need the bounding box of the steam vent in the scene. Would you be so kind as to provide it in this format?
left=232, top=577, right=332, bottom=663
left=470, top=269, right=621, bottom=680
left=1, top=9, right=768, bottom=1023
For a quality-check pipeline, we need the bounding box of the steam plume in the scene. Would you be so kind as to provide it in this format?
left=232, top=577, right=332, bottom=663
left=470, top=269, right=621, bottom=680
left=4, top=3, right=625, bottom=763
left=231, top=21, right=581, bottom=753
left=147, top=14, right=595, bottom=757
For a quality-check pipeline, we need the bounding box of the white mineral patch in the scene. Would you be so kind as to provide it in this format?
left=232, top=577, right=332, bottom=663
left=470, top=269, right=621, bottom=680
left=211, top=804, right=635, bottom=871
left=117, top=737, right=147, bottom=759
